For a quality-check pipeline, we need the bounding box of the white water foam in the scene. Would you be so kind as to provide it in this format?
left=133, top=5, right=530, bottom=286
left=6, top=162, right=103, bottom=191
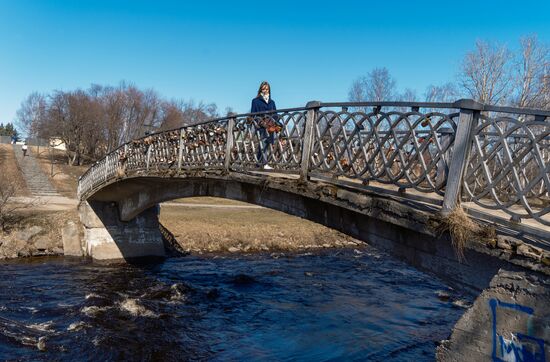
left=85, top=293, right=101, bottom=300
left=67, top=321, right=88, bottom=332
left=28, top=321, right=55, bottom=332
left=81, top=305, right=112, bottom=317
left=118, top=298, right=158, bottom=318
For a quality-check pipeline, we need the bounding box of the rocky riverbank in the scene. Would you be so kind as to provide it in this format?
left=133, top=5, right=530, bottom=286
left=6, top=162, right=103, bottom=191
left=0, top=210, right=80, bottom=259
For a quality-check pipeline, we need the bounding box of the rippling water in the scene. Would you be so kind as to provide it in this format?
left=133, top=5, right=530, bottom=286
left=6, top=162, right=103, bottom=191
left=0, top=247, right=470, bottom=361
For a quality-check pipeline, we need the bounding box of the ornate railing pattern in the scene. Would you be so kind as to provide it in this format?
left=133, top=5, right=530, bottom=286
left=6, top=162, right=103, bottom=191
left=310, top=108, right=458, bottom=194
left=229, top=109, right=308, bottom=172
left=78, top=100, right=550, bottom=228
left=463, top=113, right=550, bottom=226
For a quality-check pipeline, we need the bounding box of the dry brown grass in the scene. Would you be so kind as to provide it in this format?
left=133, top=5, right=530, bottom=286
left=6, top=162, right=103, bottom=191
left=0, top=144, right=29, bottom=196
left=160, top=200, right=362, bottom=253
left=0, top=144, right=32, bottom=231
left=436, top=207, right=496, bottom=261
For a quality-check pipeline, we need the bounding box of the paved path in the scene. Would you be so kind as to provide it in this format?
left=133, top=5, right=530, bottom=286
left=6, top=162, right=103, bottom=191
left=8, top=196, right=78, bottom=211
left=13, top=145, right=60, bottom=197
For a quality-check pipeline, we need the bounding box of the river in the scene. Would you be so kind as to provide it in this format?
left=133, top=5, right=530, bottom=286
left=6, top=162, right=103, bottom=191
left=0, top=246, right=470, bottom=361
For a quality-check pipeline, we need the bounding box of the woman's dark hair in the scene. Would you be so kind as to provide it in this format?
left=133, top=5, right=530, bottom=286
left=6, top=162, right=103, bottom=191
left=257, top=81, right=271, bottom=97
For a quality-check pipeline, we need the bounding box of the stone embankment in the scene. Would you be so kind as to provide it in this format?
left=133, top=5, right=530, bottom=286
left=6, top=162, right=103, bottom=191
left=0, top=225, right=62, bottom=258
left=0, top=211, right=80, bottom=259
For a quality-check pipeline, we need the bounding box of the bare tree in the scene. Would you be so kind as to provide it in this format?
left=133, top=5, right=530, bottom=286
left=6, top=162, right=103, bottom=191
left=399, top=88, right=418, bottom=102
left=16, top=82, right=225, bottom=165
left=158, top=99, right=220, bottom=130
left=349, top=67, right=397, bottom=102
left=159, top=100, right=186, bottom=131
left=425, top=83, right=461, bottom=103
left=117, top=85, right=161, bottom=143
left=15, top=93, right=47, bottom=138
left=0, top=173, right=23, bottom=231
left=181, top=100, right=218, bottom=125
left=459, top=40, right=512, bottom=105
left=511, top=35, right=550, bottom=109
left=99, top=85, right=126, bottom=152
left=225, top=106, right=237, bottom=117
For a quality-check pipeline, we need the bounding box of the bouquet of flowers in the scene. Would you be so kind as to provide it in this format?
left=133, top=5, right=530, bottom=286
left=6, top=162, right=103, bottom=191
left=259, top=117, right=282, bottom=133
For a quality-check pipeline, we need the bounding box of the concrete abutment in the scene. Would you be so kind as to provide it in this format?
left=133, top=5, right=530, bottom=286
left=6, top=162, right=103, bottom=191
left=78, top=200, right=165, bottom=261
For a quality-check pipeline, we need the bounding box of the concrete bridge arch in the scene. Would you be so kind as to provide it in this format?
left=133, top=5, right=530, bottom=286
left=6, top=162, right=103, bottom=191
left=80, top=171, right=510, bottom=295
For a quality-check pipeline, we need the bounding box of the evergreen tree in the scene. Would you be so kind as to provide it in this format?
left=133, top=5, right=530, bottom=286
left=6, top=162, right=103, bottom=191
left=0, top=123, right=19, bottom=139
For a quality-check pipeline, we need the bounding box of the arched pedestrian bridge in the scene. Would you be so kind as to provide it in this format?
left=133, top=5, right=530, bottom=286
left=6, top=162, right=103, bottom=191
left=78, top=99, right=550, bottom=263
left=77, top=99, right=550, bottom=361
left=77, top=98, right=549, bottom=255
left=78, top=99, right=550, bottom=261
left=78, top=97, right=550, bottom=270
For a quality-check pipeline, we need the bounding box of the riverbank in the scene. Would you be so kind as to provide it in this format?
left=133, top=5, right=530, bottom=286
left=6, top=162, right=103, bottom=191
left=0, top=196, right=363, bottom=261
left=0, top=209, right=80, bottom=259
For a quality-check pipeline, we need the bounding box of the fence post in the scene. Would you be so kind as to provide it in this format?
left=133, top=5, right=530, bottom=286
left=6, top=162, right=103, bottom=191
left=300, top=101, right=321, bottom=181
left=177, top=128, right=185, bottom=172
left=224, top=117, right=236, bottom=171
left=441, top=99, right=482, bottom=215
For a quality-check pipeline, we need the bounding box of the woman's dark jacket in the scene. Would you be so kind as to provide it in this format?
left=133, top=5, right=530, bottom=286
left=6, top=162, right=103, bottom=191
left=251, top=96, right=276, bottom=114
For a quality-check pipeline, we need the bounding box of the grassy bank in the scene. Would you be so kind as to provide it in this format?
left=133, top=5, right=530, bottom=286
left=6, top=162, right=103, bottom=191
left=160, top=200, right=362, bottom=254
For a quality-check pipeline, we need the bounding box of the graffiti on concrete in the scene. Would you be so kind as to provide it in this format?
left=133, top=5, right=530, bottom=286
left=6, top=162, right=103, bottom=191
left=490, top=298, right=545, bottom=362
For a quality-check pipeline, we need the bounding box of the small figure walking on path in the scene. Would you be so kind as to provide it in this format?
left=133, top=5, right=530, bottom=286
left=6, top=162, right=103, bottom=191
left=251, top=81, right=280, bottom=170
left=22, top=143, right=28, bottom=157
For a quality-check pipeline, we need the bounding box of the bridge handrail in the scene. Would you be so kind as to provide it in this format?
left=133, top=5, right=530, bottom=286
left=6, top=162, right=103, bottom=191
left=78, top=99, right=550, bottom=229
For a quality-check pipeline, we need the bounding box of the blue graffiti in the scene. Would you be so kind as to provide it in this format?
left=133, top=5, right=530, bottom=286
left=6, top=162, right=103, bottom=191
left=490, top=298, right=546, bottom=362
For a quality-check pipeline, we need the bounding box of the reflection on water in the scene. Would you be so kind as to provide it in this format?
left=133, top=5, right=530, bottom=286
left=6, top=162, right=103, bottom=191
left=0, top=247, right=470, bottom=361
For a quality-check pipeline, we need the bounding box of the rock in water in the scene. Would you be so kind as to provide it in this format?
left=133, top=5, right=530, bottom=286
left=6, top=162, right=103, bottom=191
left=37, top=336, right=47, bottom=351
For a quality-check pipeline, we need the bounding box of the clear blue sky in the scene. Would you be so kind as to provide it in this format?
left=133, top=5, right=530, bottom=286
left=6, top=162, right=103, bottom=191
left=1, top=0, right=549, bottom=124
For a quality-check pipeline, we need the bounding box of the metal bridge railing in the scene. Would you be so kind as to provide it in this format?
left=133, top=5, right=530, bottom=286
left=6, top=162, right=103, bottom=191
left=77, top=99, right=550, bottom=228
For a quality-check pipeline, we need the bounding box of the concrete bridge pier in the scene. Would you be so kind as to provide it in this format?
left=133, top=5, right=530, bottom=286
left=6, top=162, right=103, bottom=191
left=78, top=201, right=165, bottom=261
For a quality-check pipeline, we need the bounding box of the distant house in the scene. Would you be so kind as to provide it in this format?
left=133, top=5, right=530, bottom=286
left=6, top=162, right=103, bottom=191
left=49, top=137, right=66, bottom=151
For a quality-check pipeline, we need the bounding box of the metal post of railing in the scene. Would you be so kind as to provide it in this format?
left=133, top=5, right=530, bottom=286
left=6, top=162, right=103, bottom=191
left=224, top=117, right=236, bottom=171
left=146, top=144, right=152, bottom=171
left=77, top=176, right=81, bottom=199
left=103, top=158, right=108, bottom=183
left=436, top=127, right=453, bottom=189
left=122, top=144, right=128, bottom=173
left=300, top=101, right=321, bottom=181
left=441, top=99, right=482, bottom=215
left=177, top=128, right=184, bottom=172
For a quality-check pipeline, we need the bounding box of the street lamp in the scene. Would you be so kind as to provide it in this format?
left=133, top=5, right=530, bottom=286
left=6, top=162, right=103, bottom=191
left=48, top=137, right=59, bottom=177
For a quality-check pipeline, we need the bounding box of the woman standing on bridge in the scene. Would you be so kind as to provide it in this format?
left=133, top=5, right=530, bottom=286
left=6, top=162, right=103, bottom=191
left=251, top=81, right=280, bottom=170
